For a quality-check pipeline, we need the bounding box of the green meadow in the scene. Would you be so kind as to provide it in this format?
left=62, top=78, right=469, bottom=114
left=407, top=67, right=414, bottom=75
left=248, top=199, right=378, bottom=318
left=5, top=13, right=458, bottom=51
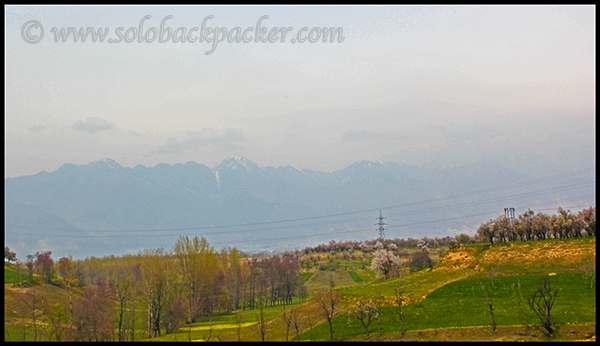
left=298, top=272, right=595, bottom=341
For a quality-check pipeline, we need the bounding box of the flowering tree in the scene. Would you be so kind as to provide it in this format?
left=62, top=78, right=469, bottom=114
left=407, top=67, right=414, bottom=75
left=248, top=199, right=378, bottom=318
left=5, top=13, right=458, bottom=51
left=348, top=299, right=379, bottom=337
left=579, top=206, right=596, bottom=236
left=359, top=241, right=370, bottom=251
left=370, top=250, right=402, bottom=279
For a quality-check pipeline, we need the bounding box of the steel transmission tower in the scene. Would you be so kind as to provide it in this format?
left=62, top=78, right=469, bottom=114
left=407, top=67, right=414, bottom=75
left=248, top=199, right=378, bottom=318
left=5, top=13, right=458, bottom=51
left=504, top=207, right=515, bottom=219
left=376, top=210, right=386, bottom=239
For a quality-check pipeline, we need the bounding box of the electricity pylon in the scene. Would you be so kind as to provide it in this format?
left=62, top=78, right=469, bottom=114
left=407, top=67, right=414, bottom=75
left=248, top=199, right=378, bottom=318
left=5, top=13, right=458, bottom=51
left=376, top=210, right=386, bottom=239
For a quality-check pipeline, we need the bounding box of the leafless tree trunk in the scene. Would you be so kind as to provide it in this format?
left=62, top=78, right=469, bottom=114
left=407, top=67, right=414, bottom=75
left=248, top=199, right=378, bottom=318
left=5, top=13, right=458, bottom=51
left=481, top=282, right=496, bottom=334
left=581, top=258, right=596, bottom=289
left=485, top=265, right=499, bottom=287
left=234, top=313, right=244, bottom=342
left=256, top=297, right=267, bottom=342
left=394, top=275, right=405, bottom=338
left=317, top=277, right=339, bottom=342
left=290, top=308, right=302, bottom=341
left=527, top=277, right=559, bottom=337
left=282, top=304, right=293, bottom=341
left=376, top=292, right=382, bottom=338
left=16, top=287, right=41, bottom=341
left=512, top=279, right=529, bottom=331
left=307, top=314, right=314, bottom=342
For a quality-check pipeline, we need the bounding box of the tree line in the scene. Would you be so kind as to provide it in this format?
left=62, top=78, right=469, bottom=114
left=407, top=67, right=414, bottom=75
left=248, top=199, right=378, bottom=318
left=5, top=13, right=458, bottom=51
left=300, top=206, right=595, bottom=254
left=5, top=235, right=306, bottom=341
left=476, top=206, right=595, bottom=244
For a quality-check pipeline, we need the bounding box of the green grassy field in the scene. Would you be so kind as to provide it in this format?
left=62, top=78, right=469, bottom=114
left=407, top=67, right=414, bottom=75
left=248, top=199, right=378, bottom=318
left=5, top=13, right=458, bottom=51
left=348, top=268, right=377, bottom=282
left=339, top=267, right=476, bottom=305
left=304, top=270, right=356, bottom=293
left=149, top=302, right=303, bottom=342
left=299, top=272, right=314, bottom=283
left=296, top=272, right=596, bottom=341
left=348, top=270, right=363, bottom=282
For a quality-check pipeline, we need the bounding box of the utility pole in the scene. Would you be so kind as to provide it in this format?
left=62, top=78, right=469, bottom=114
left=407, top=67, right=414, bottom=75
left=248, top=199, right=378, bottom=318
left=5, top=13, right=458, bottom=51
left=376, top=210, right=386, bottom=239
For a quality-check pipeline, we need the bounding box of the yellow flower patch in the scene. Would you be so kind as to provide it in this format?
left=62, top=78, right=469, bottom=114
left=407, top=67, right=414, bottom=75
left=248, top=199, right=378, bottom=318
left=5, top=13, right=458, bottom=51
left=180, top=321, right=256, bottom=332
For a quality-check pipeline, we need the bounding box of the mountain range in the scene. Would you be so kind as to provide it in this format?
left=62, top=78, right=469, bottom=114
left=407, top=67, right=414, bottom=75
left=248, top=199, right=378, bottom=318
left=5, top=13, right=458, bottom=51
left=4, top=155, right=594, bottom=260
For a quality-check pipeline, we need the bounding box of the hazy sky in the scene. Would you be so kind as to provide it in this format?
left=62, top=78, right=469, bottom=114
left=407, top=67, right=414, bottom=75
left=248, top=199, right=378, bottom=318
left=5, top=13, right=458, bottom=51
left=5, top=5, right=596, bottom=178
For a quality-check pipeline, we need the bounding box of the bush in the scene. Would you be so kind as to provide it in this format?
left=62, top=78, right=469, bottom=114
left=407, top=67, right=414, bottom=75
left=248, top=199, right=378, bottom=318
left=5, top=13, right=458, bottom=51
left=408, top=248, right=432, bottom=270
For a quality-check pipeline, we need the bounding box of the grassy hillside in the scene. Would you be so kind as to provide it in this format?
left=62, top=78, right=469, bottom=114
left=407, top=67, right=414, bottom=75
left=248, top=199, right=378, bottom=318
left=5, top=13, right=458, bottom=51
left=299, top=272, right=595, bottom=341
left=436, top=237, right=596, bottom=274
left=217, top=237, right=595, bottom=341
left=4, top=237, right=596, bottom=341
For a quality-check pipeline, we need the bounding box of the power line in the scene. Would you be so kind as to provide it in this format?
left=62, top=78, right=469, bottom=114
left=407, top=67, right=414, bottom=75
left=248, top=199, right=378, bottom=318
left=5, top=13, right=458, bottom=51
left=39, top=199, right=594, bottom=249
left=384, top=181, right=594, bottom=218
left=6, top=180, right=594, bottom=238
left=9, top=193, right=594, bottom=241
left=5, top=167, right=594, bottom=234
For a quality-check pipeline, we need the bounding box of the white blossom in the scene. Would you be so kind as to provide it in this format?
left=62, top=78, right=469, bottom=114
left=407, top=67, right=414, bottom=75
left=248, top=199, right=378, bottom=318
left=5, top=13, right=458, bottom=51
left=370, top=249, right=402, bottom=279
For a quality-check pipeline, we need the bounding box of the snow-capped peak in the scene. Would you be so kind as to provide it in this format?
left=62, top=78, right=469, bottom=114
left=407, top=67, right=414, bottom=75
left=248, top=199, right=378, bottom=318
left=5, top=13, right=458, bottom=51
left=85, top=158, right=123, bottom=169
left=217, top=155, right=261, bottom=171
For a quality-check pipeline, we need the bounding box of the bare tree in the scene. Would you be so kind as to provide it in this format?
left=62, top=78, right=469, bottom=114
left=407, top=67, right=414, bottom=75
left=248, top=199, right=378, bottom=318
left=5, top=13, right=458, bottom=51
left=282, top=304, right=293, bottom=341
left=580, top=258, right=596, bottom=289
left=511, top=279, right=529, bottom=332
left=485, top=265, right=499, bottom=287
left=203, top=295, right=222, bottom=342
left=480, top=282, right=496, bottom=334
left=307, top=314, right=314, bottom=342
left=163, top=297, right=187, bottom=335
left=290, top=307, right=302, bottom=341
left=316, top=276, right=339, bottom=341
left=69, top=280, right=116, bottom=341
left=15, top=287, right=42, bottom=341
left=256, top=297, right=267, bottom=342
left=234, top=312, right=244, bottom=342
left=394, top=275, right=405, bottom=338
left=527, top=277, right=559, bottom=337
